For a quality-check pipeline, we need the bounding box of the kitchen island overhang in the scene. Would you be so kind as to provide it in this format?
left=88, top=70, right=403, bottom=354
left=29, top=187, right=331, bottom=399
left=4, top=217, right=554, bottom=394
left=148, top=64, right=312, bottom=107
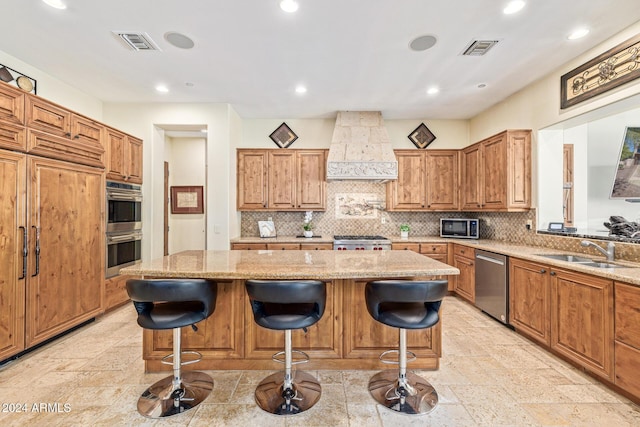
left=121, top=250, right=459, bottom=372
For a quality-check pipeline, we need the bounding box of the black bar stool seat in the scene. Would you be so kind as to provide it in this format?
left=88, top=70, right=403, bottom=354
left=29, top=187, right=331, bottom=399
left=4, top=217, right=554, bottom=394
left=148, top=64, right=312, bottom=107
left=365, top=279, right=448, bottom=415
left=127, top=278, right=217, bottom=418
left=245, top=279, right=326, bottom=415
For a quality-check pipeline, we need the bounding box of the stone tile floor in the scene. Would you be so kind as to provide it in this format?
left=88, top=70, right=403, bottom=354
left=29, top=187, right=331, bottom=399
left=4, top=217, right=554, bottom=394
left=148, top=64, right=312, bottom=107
left=1, top=296, right=639, bottom=426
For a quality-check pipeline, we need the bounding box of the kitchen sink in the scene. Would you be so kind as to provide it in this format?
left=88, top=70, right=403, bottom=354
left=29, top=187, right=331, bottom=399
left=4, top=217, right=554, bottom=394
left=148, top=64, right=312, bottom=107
left=535, top=254, right=593, bottom=263
left=579, top=262, right=631, bottom=269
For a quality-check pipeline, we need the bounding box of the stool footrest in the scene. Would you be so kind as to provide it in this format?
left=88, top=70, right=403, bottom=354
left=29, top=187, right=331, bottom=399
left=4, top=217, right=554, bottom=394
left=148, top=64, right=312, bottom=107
left=161, top=350, right=203, bottom=366
left=378, top=349, right=417, bottom=365
left=272, top=349, right=310, bottom=365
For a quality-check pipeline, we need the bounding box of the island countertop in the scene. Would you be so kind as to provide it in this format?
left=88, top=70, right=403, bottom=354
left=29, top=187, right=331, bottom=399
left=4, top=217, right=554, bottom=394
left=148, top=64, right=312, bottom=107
left=121, top=249, right=460, bottom=280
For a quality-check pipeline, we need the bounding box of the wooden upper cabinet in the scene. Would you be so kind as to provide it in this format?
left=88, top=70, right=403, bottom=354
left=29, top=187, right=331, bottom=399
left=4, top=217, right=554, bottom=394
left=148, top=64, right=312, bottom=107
left=268, top=151, right=296, bottom=209
left=387, top=150, right=458, bottom=211
left=0, top=82, right=25, bottom=126
left=25, top=95, right=106, bottom=168
left=426, top=150, right=458, bottom=210
left=106, top=127, right=142, bottom=183
left=296, top=150, right=326, bottom=210
left=237, top=150, right=268, bottom=209
left=387, top=151, right=425, bottom=210
left=461, top=129, right=531, bottom=211
left=237, top=149, right=326, bottom=211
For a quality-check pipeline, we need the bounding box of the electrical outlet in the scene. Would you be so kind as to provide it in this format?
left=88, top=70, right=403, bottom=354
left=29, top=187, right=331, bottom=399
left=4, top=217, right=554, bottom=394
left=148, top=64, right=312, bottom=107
left=526, top=219, right=532, bottom=230
left=485, top=218, right=491, bottom=227
left=381, top=216, right=386, bottom=224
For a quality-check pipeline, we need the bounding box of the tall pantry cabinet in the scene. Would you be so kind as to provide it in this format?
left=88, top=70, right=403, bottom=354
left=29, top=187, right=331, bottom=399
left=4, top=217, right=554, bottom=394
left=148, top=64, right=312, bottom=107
left=0, top=82, right=105, bottom=360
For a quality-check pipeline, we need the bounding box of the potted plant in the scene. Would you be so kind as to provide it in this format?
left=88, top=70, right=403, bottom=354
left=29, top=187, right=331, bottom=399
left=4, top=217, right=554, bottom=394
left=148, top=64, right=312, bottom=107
left=400, top=224, right=410, bottom=239
left=303, top=211, right=314, bottom=237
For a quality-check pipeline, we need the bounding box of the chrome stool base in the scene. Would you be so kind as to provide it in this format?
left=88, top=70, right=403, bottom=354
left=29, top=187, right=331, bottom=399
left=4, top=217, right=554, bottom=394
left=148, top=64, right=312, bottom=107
left=137, top=371, right=213, bottom=418
left=254, top=370, right=321, bottom=415
left=368, top=370, right=438, bottom=415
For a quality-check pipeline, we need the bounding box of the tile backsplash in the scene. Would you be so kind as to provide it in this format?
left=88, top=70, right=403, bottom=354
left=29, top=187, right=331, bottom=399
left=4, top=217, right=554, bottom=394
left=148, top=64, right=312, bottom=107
left=240, top=181, right=640, bottom=262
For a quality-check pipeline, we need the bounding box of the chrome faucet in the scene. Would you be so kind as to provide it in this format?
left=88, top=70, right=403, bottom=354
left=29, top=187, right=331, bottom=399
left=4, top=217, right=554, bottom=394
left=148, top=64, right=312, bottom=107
left=580, top=240, right=615, bottom=262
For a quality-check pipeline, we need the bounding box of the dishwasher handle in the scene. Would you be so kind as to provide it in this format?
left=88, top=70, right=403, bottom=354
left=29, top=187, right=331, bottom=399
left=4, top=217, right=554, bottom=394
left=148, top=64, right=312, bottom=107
left=476, top=253, right=505, bottom=266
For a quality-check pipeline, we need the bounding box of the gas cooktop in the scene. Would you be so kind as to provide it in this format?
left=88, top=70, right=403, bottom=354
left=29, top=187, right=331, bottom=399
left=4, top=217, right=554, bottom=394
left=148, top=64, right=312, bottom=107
left=333, top=235, right=387, bottom=240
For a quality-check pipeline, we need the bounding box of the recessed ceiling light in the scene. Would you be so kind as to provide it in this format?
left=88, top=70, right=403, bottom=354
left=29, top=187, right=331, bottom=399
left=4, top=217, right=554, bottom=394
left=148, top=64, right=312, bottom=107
left=295, top=85, right=307, bottom=94
left=155, top=85, right=169, bottom=93
left=280, top=0, right=299, bottom=13
left=427, top=87, right=440, bottom=95
left=568, top=28, right=590, bottom=40
left=185, top=82, right=194, bottom=87
left=42, top=0, right=67, bottom=10
left=409, top=35, right=438, bottom=52
left=477, top=83, right=487, bottom=89
left=165, top=32, right=195, bottom=49
left=503, top=1, right=525, bottom=15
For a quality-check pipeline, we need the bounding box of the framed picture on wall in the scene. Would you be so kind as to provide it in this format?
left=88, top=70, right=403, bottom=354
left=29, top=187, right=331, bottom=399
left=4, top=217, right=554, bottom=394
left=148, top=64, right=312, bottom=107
left=171, top=186, right=204, bottom=214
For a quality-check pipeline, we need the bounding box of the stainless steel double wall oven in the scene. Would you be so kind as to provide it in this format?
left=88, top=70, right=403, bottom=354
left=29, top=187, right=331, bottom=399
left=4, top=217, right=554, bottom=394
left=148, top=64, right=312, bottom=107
left=106, top=181, right=142, bottom=277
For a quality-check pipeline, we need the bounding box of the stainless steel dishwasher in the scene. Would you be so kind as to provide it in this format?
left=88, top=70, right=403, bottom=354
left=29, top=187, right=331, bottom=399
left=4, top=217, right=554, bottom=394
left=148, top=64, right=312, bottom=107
left=475, top=249, right=509, bottom=324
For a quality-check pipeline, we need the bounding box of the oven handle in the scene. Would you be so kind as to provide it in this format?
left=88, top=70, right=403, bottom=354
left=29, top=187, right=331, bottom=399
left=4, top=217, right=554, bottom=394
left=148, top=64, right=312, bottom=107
left=19, top=226, right=27, bottom=280
left=107, top=233, right=142, bottom=243
left=106, top=191, right=142, bottom=202
left=31, top=226, right=40, bottom=277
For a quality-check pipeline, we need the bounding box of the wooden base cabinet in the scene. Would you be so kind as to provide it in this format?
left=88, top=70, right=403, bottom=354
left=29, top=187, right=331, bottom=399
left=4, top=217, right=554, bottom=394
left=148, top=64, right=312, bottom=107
left=509, top=258, right=550, bottom=346
left=452, top=244, right=475, bottom=303
left=143, top=279, right=441, bottom=371
left=614, top=282, right=640, bottom=398
left=550, top=269, right=614, bottom=381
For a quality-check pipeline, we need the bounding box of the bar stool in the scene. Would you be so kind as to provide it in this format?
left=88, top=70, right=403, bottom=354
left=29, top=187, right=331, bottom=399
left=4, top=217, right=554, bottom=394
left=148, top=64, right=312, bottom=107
left=126, top=278, right=217, bottom=418
left=245, top=279, right=326, bottom=415
left=365, top=279, right=448, bottom=415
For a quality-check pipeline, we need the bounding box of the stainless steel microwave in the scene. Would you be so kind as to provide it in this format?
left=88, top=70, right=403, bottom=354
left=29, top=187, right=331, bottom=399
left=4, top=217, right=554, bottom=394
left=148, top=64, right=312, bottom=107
left=440, top=218, right=479, bottom=239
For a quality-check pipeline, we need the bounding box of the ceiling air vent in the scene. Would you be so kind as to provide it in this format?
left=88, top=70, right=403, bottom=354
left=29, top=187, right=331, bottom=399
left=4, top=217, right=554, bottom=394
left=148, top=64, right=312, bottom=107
left=462, top=40, right=499, bottom=56
left=113, top=32, right=160, bottom=51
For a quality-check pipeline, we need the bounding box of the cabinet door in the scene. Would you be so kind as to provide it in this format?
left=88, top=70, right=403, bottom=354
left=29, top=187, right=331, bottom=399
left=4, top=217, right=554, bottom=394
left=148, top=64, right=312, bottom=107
left=509, top=258, right=550, bottom=346
left=506, top=130, right=531, bottom=209
left=126, top=136, right=143, bottom=184
left=106, top=127, right=126, bottom=180
left=550, top=269, right=614, bottom=380
left=0, top=150, right=26, bottom=360
left=460, top=143, right=482, bottom=210
left=237, top=150, right=267, bottom=210
left=482, top=133, right=507, bottom=209
left=268, top=151, right=296, bottom=209
left=26, top=96, right=71, bottom=137
left=71, top=115, right=103, bottom=147
left=0, top=82, right=25, bottom=126
left=426, top=150, right=458, bottom=210
left=296, top=150, right=326, bottom=210
left=26, top=157, right=104, bottom=347
left=388, top=151, right=425, bottom=210
left=453, top=254, right=475, bottom=303
left=615, top=282, right=640, bottom=348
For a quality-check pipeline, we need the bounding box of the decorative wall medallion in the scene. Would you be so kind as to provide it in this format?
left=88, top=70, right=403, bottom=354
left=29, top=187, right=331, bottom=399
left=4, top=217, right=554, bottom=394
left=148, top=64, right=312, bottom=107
left=0, top=63, right=37, bottom=94
left=561, top=33, right=640, bottom=109
left=269, top=122, right=298, bottom=148
left=408, top=123, right=436, bottom=148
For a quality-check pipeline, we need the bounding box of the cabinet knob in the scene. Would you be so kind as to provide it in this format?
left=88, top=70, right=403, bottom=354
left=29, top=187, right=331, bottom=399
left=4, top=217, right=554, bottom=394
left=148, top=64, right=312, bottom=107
left=550, top=271, right=556, bottom=276
left=539, top=269, right=546, bottom=274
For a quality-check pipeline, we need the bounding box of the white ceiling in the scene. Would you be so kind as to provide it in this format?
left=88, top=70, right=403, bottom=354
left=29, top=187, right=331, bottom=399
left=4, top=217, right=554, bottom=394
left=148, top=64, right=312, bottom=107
left=2, top=1, right=640, bottom=120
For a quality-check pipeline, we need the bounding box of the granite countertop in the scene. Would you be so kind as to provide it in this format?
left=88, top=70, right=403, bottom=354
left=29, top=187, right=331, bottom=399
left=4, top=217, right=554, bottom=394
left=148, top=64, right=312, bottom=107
left=229, top=235, right=640, bottom=286
left=121, top=249, right=459, bottom=280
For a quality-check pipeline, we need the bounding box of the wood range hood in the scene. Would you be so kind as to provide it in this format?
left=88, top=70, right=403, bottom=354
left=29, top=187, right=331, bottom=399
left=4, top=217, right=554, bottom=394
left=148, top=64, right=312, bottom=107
left=326, top=111, right=398, bottom=181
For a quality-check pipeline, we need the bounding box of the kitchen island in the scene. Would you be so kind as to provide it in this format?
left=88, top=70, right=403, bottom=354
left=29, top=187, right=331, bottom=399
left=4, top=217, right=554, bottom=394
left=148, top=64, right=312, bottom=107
left=121, top=249, right=459, bottom=372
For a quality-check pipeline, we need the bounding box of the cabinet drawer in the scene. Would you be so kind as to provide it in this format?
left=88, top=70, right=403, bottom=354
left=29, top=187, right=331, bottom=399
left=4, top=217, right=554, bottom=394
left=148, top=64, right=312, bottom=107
left=0, top=123, right=26, bottom=151
left=614, top=340, right=640, bottom=397
left=27, top=129, right=105, bottom=168
left=231, top=243, right=267, bottom=250
left=267, top=243, right=300, bottom=250
left=453, top=244, right=474, bottom=259
left=615, top=282, right=640, bottom=349
left=300, top=243, right=333, bottom=250
left=392, top=243, right=420, bottom=252
left=419, top=243, right=447, bottom=255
